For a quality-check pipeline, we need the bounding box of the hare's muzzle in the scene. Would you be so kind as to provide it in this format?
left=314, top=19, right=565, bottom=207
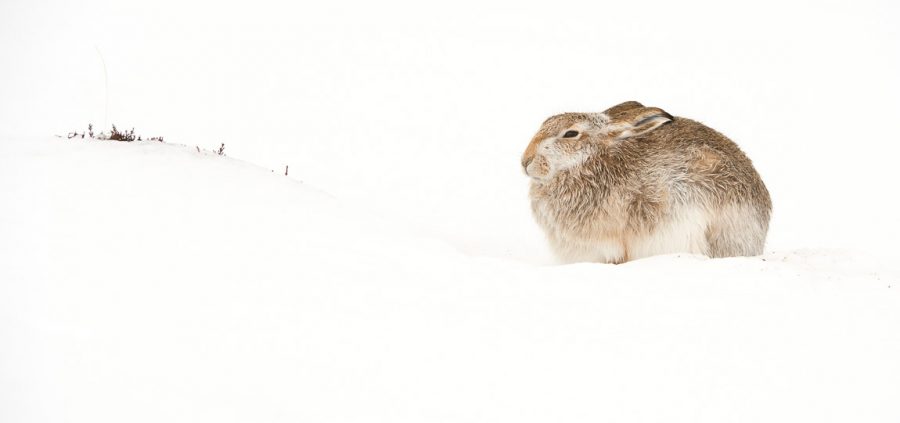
left=522, top=157, right=534, bottom=174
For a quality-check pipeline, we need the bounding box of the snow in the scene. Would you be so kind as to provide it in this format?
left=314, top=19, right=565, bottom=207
left=2, top=0, right=900, bottom=421
left=2, top=136, right=898, bottom=422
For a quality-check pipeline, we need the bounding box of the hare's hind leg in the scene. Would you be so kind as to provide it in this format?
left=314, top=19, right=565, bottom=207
left=706, top=204, right=767, bottom=257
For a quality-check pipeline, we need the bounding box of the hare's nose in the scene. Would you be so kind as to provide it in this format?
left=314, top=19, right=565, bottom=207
left=522, top=157, right=533, bottom=171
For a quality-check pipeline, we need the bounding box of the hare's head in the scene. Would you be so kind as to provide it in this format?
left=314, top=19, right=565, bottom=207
left=521, top=101, right=673, bottom=180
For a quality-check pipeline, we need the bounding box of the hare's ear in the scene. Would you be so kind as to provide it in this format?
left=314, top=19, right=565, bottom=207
left=603, top=101, right=644, bottom=118
left=607, top=107, right=673, bottom=140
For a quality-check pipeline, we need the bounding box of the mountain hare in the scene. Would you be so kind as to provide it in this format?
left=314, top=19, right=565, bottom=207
left=522, top=101, right=771, bottom=264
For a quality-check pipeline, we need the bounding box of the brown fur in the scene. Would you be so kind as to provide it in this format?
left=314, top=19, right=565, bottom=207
left=522, top=101, right=772, bottom=263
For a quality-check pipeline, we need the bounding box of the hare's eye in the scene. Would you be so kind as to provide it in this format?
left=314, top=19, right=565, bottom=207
left=562, top=130, right=579, bottom=138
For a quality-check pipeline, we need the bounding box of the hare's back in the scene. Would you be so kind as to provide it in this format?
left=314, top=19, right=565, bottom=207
left=640, top=118, right=766, bottom=201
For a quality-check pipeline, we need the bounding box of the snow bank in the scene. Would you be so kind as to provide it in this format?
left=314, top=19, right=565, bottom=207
left=1, top=137, right=898, bottom=422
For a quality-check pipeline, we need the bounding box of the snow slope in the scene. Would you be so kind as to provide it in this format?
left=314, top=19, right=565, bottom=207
left=2, top=136, right=898, bottom=422
left=2, top=1, right=900, bottom=420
